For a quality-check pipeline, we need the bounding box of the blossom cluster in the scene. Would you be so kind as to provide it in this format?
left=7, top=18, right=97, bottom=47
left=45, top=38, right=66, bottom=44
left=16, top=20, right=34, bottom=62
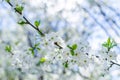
left=0, top=27, right=119, bottom=80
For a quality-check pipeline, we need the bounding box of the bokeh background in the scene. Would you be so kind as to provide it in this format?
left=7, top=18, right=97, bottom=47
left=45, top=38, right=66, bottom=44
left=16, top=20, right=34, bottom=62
left=0, top=0, right=120, bottom=79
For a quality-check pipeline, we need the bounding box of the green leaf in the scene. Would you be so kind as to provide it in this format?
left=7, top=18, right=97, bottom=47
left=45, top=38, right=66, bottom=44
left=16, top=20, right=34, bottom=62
left=34, top=43, right=40, bottom=48
left=5, top=45, right=12, bottom=53
left=107, top=37, right=111, bottom=44
left=102, top=37, right=117, bottom=51
left=34, top=20, right=40, bottom=27
left=70, top=50, right=75, bottom=56
left=102, top=43, right=108, bottom=47
left=37, top=47, right=41, bottom=51
left=72, top=44, right=77, bottom=50
left=67, top=44, right=77, bottom=56
left=63, top=61, right=68, bottom=68
left=18, top=20, right=27, bottom=25
left=40, top=57, right=46, bottom=63
left=29, top=43, right=40, bottom=56
left=29, top=48, right=34, bottom=56
left=111, top=40, right=117, bottom=48
left=15, top=5, right=24, bottom=14
left=6, top=0, right=10, bottom=2
left=36, top=57, right=46, bottom=66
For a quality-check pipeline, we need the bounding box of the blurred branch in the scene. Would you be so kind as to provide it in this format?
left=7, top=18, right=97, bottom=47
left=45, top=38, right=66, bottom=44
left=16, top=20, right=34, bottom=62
left=95, top=2, right=120, bottom=37
left=27, top=31, right=33, bottom=48
left=81, top=7, right=110, bottom=37
left=101, top=1, right=120, bottom=23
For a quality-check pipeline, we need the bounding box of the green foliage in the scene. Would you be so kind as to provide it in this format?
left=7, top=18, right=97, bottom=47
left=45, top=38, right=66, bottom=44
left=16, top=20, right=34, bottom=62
left=34, top=20, right=40, bottom=28
left=18, top=20, right=27, bottom=25
left=29, top=43, right=40, bottom=56
left=15, top=5, right=24, bottom=14
left=34, top=43, right=40, bottom=48
left=5, top=45, right=12, bottom=53
left=67, top=44, right=77, bottom=56
left=40, top=57, right=46, bottom=63
left=102, top=37, right=117, bottom=51
left=36, top=57, right=46, bottom=66
left=29, top=48, right=34, bottom=56
left=70, top=49, right=74, bottom=56
left=72, top=44, right=77, bottom=50
left=63, top=61, right=68, bottom=68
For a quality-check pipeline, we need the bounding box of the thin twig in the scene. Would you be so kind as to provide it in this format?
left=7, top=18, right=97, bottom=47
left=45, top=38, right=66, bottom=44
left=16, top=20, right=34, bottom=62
left=7, top=1, right=45, bottom=36
left=81, top=7, right=110, bottom=37
left=110, top=61, right=120, bottom=66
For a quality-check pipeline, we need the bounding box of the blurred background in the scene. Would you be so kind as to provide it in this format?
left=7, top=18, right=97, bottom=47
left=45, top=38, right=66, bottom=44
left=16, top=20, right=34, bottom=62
left=0, top=0, right=120, bottom=80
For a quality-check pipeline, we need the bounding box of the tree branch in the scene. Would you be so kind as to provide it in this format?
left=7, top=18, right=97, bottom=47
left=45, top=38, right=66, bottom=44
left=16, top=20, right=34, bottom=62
left=7, top=1, right=45, bottom=36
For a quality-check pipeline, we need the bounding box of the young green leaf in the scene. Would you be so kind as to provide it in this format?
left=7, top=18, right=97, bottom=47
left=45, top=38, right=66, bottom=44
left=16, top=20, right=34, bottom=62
left=102, top=37, right=117, bottom=51
left=29, top=48, right=34, bottom=56
left=34, top=20, right=40, bottom=28
left=40, top=57, right=46, bottom=63
left=63, top=61, right=68, bottom=68
left=102, top=43, right=108, bottom=47
left=70, top=50, right=75, bottom=56
left=18, top=20, right=27, bottom=25
left=5, top=45, right=12, bottom=53
left=15, top=5, right=24, bottom=14
left=29, top=43, right=40, bottom=56
left=72, top=44, right=77, bottom=50
left=34, top=43, right=40, bottom=48
left=67, top=44, right=77, bottom=56
left=110, top=39, right=117, bottom=48
left=36, top=57, right=46, bottom=66
left=107, top=37, right=111, bottom=45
